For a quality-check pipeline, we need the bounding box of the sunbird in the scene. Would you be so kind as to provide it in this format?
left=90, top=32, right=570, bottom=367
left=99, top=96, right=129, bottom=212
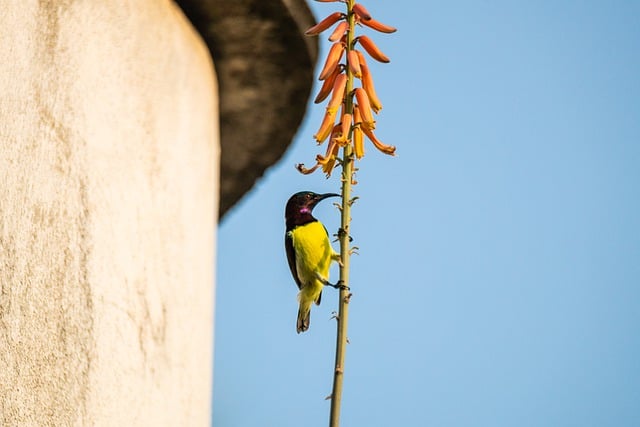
left=285, top=191, right=341, bottom=333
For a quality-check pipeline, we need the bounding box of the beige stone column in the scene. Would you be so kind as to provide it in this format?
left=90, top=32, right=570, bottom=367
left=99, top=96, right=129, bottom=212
left=0, top=1, right=217, bottom=425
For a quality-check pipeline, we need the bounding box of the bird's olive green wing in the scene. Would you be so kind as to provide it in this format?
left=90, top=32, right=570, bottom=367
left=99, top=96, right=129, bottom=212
left=285, top=230, right=302, bottom=290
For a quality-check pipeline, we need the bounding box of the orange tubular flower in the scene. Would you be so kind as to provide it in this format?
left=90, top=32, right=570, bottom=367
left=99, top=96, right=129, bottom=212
left=360, top=17, right=397, bottom=34
left=326, top=73, right=348, bottom=115
left=318, top=42, right=346, bottom=80
left=352, top=3, right=372, bottom=21
left=335, top=113, right=352, bottom=146
left=361, top=125, right=396, bottom=156
left=305, top=12, right=344, bottom=36
left=314, top=67, right=342, bottom=104
left=356, top=35, right=390, bottom=63
left=354, top=88, right=375, bottom=130
left=317, top=131, right=341, bottom=175
left=356, top=52, right=382, bottom=113
left=299, top=0, right=396, bottom=175
left=353, top=106, right=365, bottom=159
left=314, top=110, right=336, bottom=143
left=347, top=50, right=362, bottom=78
left=328, top=21, right=349, bottom=42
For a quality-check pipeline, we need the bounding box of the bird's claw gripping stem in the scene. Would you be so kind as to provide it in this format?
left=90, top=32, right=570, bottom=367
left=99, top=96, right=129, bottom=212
left=326, top=279, right=349, bottom=291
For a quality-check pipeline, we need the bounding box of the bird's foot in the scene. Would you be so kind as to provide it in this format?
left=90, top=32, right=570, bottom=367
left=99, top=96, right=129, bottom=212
left=326, top=279, right=349, bottom=291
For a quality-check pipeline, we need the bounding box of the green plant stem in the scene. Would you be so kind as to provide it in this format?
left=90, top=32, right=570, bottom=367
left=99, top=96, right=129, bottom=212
left=329, top=2, right=356, bottom=426
left=329, top=144, right=353, bottom=427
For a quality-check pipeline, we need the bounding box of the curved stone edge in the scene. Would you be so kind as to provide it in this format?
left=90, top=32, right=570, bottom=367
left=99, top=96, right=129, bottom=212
left=175, top=0, right=319, bottom=218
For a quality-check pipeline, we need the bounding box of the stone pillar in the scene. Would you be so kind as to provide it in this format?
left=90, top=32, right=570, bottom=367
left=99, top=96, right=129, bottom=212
left=0, top=1, right=217, bottom=425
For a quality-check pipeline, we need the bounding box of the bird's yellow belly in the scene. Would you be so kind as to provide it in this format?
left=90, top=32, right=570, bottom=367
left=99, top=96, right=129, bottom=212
left=291, top=221, right=333, bottom=287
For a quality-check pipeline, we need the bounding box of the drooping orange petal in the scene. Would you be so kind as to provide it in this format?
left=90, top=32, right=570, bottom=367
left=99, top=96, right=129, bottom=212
left=361, top=125, right=396, bottom=156
left=305, top=12, right=344, bottom=36
left=318, top=42, right=346, bottom=80
left=314, top=67, right=342, bottom=104
left=352, top=3, right=372, bottom=21
left=354, top=88, right=376, bottom=130
left=326, top=73, right=347, bottom=115
left=357, top=35, right=390, bottom=63
left=347, top=50, right=362, bottom=78
left=328, top=21, right=349, bottom=42
left=314, top=110, right=336, bottom=143
left=360, top=17, right=397, bottom=33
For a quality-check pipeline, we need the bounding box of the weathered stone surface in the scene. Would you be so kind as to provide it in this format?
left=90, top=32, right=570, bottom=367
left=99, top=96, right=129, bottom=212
left=176, top=0, right=319, bottom=218
left=0, top=1, right=216, bottom=425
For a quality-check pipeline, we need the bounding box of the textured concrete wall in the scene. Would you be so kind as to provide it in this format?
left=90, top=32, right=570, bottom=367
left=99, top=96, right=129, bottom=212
left=0, top=1, right=217, bottom=425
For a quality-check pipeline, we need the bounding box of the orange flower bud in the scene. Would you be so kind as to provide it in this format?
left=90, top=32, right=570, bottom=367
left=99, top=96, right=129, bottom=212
left=357, top=35, right=390, bottom=63
left=354, top=88, right=376, bottom=130
left=328, top=21, right=349, bottom=42
left=352, top=3, right=372, bottom=21
left=347, top=50, right=362, bottom=78
left=305, top=12, right=344, bottom=36
left=314, top=67, right=342, bottom=104
left=318, top=42, right=346, bottom=80
left=360, top=18, right=397, bottom=33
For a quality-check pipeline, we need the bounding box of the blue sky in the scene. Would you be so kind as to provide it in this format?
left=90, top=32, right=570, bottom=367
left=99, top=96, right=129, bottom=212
left=213, top=1, right=640, bottom=426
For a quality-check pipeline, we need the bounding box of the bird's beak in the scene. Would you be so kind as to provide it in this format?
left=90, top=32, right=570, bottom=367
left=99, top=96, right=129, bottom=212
left=316, top=193, right=340, bottom=202
left=310, top=192, right=340, bottom=208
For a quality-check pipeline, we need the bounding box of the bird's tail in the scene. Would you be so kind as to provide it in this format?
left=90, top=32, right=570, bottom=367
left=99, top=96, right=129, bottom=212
left=296, top=307, right=311, bottom=334
left=296, top=286, right=322, bottom=333
left=297, top=293, right=317, bottom=333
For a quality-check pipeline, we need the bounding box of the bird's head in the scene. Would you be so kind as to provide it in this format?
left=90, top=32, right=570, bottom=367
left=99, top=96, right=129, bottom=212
left=285, top=191, right=340, bottom=226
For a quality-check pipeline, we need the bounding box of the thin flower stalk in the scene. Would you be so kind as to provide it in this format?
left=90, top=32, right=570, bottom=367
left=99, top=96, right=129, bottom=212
left=298, top=1, right=396, bottom=426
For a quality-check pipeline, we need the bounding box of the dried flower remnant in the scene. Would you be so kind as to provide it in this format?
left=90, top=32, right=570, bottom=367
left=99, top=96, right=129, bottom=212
left=298, top=1, right=396, bottom=176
